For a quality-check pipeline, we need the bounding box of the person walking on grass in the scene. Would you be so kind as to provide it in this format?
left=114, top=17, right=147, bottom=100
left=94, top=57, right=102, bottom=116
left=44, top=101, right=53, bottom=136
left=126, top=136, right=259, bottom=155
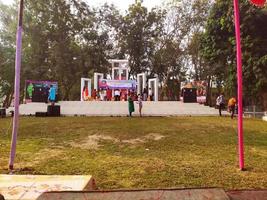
left=228, top=96, right=237, bottom=119
left=136, top=94, right=143, bottom=117
left=216, top=93, right=225, bottom=116
left=128, top=93, right=135, bottom=117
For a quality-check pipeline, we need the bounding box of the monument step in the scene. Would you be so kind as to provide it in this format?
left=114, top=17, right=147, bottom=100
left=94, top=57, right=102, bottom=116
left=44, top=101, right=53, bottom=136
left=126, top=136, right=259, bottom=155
left=8, top=101, right=227, bottom=117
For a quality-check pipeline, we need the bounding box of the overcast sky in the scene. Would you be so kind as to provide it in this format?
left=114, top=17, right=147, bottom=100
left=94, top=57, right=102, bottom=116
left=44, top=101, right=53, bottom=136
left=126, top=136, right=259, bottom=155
left=1, top=0, right=165, bottom=12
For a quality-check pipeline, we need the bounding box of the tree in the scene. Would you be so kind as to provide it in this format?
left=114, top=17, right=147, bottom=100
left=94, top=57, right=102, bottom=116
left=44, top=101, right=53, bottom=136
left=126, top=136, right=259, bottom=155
left=117, top=1, right=166, bottom=77
left=0, top=2, right=16, bottom=107
left=200, top=0, right=267, bottom=108
left=0, top=0, right=116, bottom=101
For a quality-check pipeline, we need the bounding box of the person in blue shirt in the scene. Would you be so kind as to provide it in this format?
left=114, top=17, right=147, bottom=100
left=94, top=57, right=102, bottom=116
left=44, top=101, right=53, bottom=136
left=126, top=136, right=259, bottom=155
left=48, top=85, right=56, bottom=105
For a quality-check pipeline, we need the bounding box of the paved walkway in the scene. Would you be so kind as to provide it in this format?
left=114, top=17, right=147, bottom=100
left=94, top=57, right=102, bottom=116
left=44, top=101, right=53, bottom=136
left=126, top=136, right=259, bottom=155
left=0, top=175, right=266, bottom=200
left=30, top=188, right=267, bottom=200
left=8, top=101, right=227, bottom=117
left=227, top=190, right=267, bottom=200
left=36, top=188, right=231, bottom=200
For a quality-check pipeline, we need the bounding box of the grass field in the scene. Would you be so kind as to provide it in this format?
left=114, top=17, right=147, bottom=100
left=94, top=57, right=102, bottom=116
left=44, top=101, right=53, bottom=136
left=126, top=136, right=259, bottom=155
left=0, top=116, right=267, bottom=190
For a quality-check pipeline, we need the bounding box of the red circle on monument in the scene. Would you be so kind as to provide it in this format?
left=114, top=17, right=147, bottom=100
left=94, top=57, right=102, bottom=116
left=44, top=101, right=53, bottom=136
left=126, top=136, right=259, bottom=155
left=250, top=0, right=266, bottom=7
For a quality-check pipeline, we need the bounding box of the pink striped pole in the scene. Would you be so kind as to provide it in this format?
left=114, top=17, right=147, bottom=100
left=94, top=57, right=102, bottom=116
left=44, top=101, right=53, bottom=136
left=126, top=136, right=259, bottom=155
left=9, top=0, right=24, bottom=171
left=233, top=0, right=244, bottom=170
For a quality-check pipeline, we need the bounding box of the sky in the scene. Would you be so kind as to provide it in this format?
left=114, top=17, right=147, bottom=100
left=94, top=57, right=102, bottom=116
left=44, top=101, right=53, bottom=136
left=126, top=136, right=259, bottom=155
left=1, top=0, right=165, bottom=12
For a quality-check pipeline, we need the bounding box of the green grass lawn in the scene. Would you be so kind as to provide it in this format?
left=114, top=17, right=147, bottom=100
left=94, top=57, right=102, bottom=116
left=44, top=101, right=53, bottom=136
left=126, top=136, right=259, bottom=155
left=0, top=116, right=267, bottom=190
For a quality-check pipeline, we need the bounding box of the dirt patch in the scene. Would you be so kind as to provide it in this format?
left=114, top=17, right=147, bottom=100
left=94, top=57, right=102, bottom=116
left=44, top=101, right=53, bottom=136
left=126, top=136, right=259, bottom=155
left=122, top=133, right=165, bottom=144
left=70, top=135, right=119, bottom=150
left=122, top=138, right=145, bottom=144
left=71, top=133, right=165, bottom=150
left=145, top=133, right=165, bottom=141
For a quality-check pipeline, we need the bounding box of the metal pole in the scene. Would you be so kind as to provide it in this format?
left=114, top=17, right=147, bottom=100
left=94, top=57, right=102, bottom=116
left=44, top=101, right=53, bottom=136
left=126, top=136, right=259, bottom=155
left=9, top=0, right=24, bottom=171
left=233, top=0, right=244, bottom=170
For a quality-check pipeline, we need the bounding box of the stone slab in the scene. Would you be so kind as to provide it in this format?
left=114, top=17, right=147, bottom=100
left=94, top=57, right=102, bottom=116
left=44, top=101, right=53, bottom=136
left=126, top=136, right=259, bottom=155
left=227, top=190, right=267, bottom=200
left=0, top=175, right=95, bottom=200
left=36, top=188, right=230, bottom=200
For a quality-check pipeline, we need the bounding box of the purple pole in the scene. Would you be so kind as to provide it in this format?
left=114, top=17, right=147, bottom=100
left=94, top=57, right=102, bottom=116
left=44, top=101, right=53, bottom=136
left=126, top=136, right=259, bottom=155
left=9, top=0, right=24, bottom=171
left=233, top=0, right=244, bottom=170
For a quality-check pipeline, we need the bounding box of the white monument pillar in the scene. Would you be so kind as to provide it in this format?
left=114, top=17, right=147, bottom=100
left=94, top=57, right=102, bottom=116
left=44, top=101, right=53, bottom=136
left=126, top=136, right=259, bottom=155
left=81, top=78, right=92, bottom=101
left=148, top=78, right=159, bottom=101
left=94, top=73, right=104, bottom=91
left=137, top=73, right=147, bottom=95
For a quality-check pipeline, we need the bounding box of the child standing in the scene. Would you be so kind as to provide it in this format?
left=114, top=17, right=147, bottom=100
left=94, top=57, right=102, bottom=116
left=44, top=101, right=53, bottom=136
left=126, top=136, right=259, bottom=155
left=136, top=94, right=143, bottom=117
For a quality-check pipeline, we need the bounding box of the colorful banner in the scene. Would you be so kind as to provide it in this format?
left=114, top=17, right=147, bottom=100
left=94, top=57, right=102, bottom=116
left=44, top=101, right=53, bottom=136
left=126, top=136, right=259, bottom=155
left=99, top=79, right=136, bottom=90
left=25, top=80, right=58, bottom=103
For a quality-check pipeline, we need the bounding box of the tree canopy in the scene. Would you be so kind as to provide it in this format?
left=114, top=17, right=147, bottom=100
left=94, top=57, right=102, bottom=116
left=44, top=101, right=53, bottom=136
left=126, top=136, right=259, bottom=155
left=200, top=0, right=267, bottom=107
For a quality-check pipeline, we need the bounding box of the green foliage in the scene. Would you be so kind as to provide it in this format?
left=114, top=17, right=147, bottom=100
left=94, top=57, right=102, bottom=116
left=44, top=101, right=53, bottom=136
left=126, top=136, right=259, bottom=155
left=200, top=0, right=267, bottom=105
left=117, top=1, right=166, bottom=76
left=0, top=0, right=115, bottom=101
left=0, top=2, right=16, bottom=107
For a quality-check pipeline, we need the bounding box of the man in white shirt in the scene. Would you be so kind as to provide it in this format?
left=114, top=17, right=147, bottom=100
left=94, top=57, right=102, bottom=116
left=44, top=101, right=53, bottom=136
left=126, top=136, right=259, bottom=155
left=115, top=89, right=120, bottom=101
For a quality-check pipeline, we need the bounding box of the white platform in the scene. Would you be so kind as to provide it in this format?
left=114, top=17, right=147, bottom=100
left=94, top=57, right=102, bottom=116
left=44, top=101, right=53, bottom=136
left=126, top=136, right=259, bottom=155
left=8, top=101, right=227, bottom=117
left=0, top=174, right=95, bottom=200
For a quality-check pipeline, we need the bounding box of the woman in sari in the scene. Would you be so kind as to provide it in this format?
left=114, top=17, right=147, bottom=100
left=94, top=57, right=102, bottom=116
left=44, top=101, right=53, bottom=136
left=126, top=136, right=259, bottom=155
left=128, top=93, right=135, bottom=117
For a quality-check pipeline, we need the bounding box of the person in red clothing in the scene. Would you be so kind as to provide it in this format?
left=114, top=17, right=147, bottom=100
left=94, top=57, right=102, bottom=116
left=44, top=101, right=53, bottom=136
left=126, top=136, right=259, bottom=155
left=82, top=86, right=89, bottom=101
left=92, top=89, right=97, bottom=100
left=107, top=88, right=112, bottom=101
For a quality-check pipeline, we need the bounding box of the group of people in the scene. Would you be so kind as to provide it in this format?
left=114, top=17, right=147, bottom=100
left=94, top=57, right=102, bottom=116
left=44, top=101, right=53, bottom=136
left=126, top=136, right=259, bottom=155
left=216, top=93, right=237, bottom=119
left=27, top=83, right=57, bottom=104
left=128, top=93, right=143, bottom=117
left=82, top=87, right=146, bottom=117
left=82, top=86, right=155, bottom=103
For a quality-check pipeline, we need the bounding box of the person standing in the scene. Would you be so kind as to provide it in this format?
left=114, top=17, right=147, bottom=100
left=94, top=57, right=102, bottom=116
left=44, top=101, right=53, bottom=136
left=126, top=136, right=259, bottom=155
left=103, top=89, right=107, bottom=101
left=115, top=89, right=120, bottom=101
left=27, top=83, right=34, bottom=100
left=128, top=93, right=135, bottom=117
left=107, top=88, right=112, bottom=101
left=136, top=94, right=143, bottom=117
left=100, top=89, right=105, bottom=101
left=82, top=86, right=89, bottom=101
left=48, top=85, right=56, bottom=105
left=143, top=88, right=148, bottom=101
left=148, top=88, right=153, bottom=101
left=92, top=89, right=97, bottom=100
left=228, top=96, right=237, bottom=119
left=216, top=93, right=225, bottom=116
